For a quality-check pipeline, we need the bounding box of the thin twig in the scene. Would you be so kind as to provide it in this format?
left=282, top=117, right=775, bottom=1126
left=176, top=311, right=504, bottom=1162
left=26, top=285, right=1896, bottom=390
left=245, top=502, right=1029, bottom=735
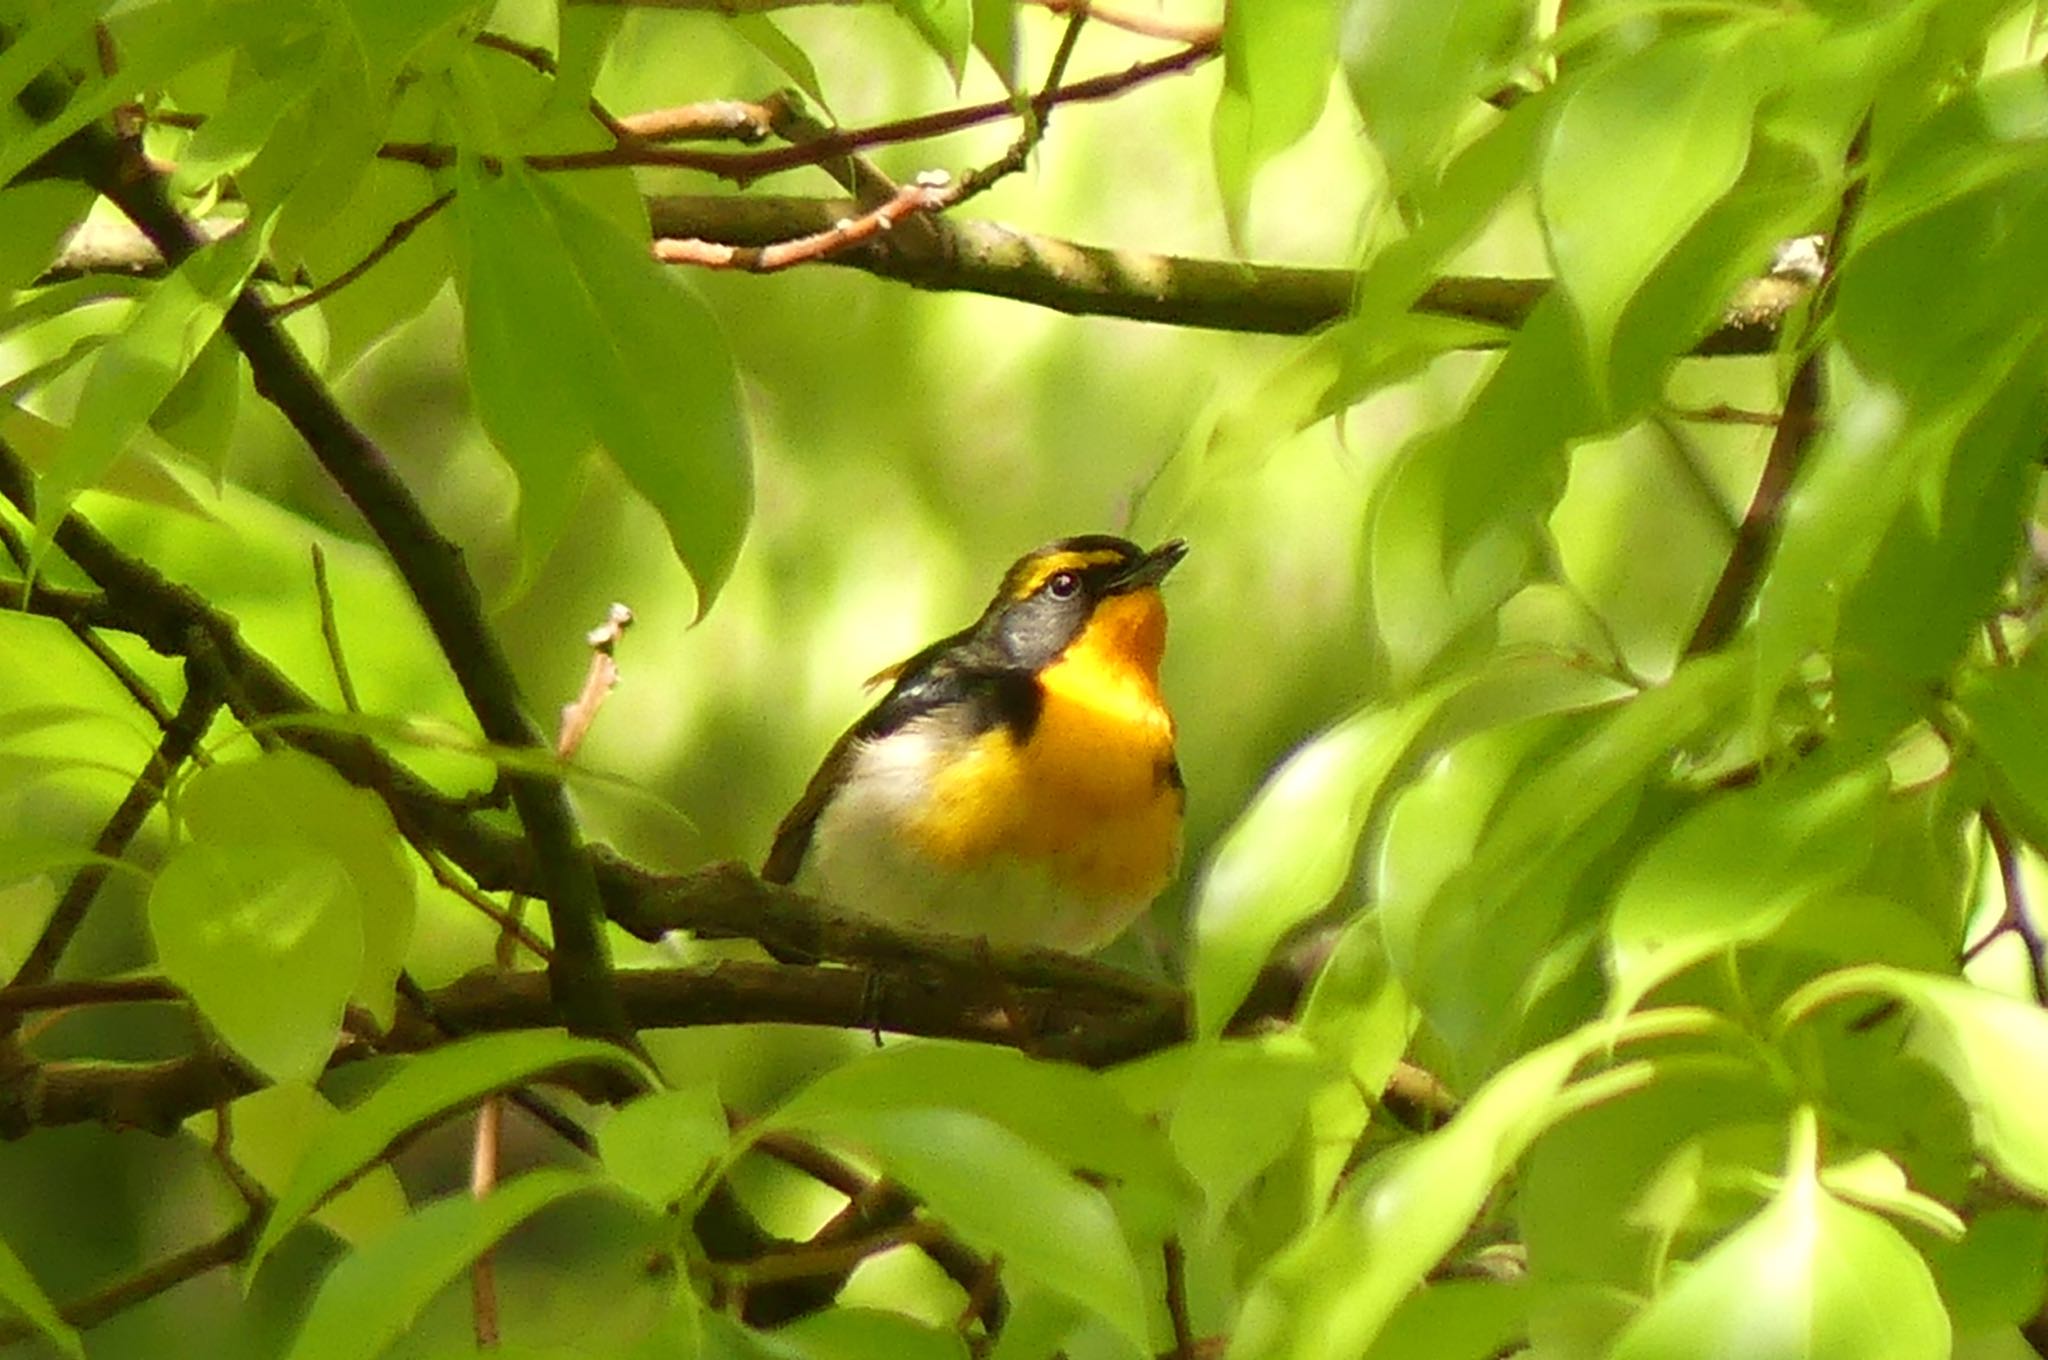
left=269, top=191, right=454, bottom=321
left=1665, top=403, right=1788, bottom=428
left=1684, top=119, right=1869, bottom=656
left=310, top=544, right=362, bottom=714
left=470, top=1089, right=504, bottom=1348
left=557, top=603, right=633, bottom=759
left=616, top=98, right=782, bottom=144
left=724, top=1221, right=950, bottom=1285
left=654, top=175, right=954, bottom=271
left=375, top=37, right=1218, bottom=183
left=472, top=29, right=635, bottom=142
left=1970, top=807, right=2048, bottom=1006
left=418, top=847, right=554, bottom=960
left=1163, top=1238, right=1196, bottom=1360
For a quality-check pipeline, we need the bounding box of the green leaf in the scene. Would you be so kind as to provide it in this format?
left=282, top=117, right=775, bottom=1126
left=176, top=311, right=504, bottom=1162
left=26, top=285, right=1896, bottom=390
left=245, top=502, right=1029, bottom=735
left=1299, top=912, right=1414, bottom=1095
left=336, top=0, right=484, bottom=89
left=757, top=1041, right=1183, bottom=1234
left=759, top=1044, right=1166, bottom=1345
left=148, top=332, right=243, bottom=479
left=250, top=1031, right=654, bottom=1276
left=772, top=1309, right=972, bottom=1360
left=170, top=65, right=321, bottom=197
left=1609, top=1109, right=1949, bottom=1360
left=1213, top=0, right=1339, bottom=240
left=1961, top=660, right=2048, bottom=848
left=1385, top=656, right=1742, bottom=1071
left=1781, top=968, right=2048, bottom=1200
left=770, top=1103, right=1148, bottom=1348
left=0, top=181, right=93, bottom=298
left=34, top=219, right=271, bottom=544
left=150, top=837, right=362, bottom=1086
left=1366, top=295, right=1595, bottom=683
left=1362, top=1281, right=1533, bottom=1360
left=1339, top=0, right=1527, bottom=196
left=1605, top=764, right=1886, bottom=1016
left=0, top=1227, right=82, bottom=1360
left=548, top=2, right=624, bottom=122
left=282, top=1168, right=612, bottom=1360
left=455, top=161, right=753, bottom=613
left=0, top=0, right=104, bottom=116
left=1522, top=1063, right=1785, bottom=1307
left=601, top=1084, right=730, bottom=1212
left=185, top=1084, right=407, bottom=1248
left=180, top=750, right=416, bottom=1029
left=892, top=0, right=972, bottom=82
left=1230, top=1015, right=1665, bottom=1360
left=1168, top=1035, right=1330, bottom=1233
left=1190, top=690, right=1445, bottom=1034
left=1540, top=27, right=1762, bottom=394
left=1928, top=1206, right=2048, bottom=1333
left=732, top=16, right=826, bottom=105
left=970, top=0, right=1019, bottom=91
left=0, top=2, right=242, bottom=190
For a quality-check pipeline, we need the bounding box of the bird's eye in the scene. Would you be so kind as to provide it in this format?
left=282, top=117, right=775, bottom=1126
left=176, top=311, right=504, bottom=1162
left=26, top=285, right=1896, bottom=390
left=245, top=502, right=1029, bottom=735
left=1046, top=571, right=1080, bottom=600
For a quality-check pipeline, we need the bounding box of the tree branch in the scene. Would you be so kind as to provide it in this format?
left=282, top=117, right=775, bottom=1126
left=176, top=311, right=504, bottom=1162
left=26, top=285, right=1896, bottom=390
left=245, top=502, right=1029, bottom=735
left=38, top=113, right=637, bottom=1050
left=4, top=654, right=221, bottom=996
left=44, top=204, right=1800, bottom=347
left=1684, top=124, right=1868, bottom=656
left=0, top=1218, right=255, bottom=1344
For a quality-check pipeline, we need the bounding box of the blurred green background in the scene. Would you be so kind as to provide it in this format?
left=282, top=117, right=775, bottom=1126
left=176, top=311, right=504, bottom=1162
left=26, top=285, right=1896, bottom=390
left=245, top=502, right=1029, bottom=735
left=0, top=1, right=1788, bottom=1352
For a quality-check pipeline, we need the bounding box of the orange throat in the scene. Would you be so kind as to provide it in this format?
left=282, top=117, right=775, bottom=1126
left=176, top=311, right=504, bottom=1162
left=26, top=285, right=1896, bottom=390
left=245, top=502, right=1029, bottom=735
left=910, top=588, right=1182, bottom=902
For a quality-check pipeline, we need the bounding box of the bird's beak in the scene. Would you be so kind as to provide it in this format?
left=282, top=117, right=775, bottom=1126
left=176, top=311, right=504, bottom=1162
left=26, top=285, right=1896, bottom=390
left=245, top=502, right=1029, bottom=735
left=1107, top=539, right=1188, bottom=593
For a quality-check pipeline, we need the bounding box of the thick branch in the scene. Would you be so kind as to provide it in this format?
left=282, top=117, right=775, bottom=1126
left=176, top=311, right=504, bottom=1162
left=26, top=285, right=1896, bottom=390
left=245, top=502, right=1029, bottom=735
left=44, top=205, right=1797, bottom=347
left=3, top=949, right=1304, bottom=1135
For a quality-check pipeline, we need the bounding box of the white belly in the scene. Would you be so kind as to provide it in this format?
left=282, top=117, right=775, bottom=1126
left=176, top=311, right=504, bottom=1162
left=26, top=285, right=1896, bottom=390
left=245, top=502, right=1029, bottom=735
left=799, top=726, right=1155, bottom=953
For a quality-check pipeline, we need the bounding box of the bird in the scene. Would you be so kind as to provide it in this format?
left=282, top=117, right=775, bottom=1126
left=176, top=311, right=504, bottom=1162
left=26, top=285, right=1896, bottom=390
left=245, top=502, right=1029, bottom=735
left=763, top=534, right=1188, bottom=954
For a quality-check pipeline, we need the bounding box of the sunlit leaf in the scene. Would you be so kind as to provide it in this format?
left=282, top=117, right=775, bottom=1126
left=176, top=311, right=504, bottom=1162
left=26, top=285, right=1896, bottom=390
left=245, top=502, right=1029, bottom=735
left=1540, top=27, right=1762, bottom=394
left=1781, top=967, right=2048, bottom=1198
left=757, top=1040, right=1184, bottom=1234
left=456, top=161, right=753, bottom=612
left=1214, top=0, right=1339, bottom=240
left=971, top=0, right=1020, bottom=91
left=1190, top=689, right=1446, bottom=1035
left=1609, top=1110, right=1948, bottom=1360
left=180, top=751, right=416, bottom=1030
left=768, top=1102, right=1148, bottom=1348
left=1928, top=1206, right=2048, bottom=1334
left=1340, top=0, right=1526, bottom=196
left=34, top=218, right=271, bottom=545
left=185, top=1084, right=407, bottom=1249
left=1169, top=1034, right=1330, bottom=1232
left=250, top=1031, right=654, bottom=1276
left=0, top=181, right=93, bottom=298
left=150, top=838, right=361, bottom=1086
left=771, top=1309, right=971, bottom=1360
left=893, top=0, right=972, bottom=82
left=1605, top=763, right=1885, bottom=1015
left=1230, top=1015, right=1671, bottom=1360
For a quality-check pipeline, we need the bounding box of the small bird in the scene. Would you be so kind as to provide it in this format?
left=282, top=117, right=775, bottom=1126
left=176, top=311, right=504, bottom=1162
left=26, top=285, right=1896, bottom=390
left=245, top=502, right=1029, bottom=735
left=764, top=535, right=1188, bottom=953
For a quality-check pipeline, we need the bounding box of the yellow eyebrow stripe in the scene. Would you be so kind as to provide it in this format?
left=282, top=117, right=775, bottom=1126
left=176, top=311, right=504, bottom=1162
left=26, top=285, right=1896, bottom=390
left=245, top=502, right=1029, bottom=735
left=1010, top=549, right=1128, bottom=597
